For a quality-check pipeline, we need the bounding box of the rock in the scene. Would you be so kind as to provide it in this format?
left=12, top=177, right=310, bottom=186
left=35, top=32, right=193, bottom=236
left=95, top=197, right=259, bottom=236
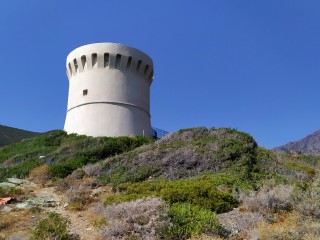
left=16, top=203, right=30, bottom=209
left=91, top=188, right=106, bottom=196
left=1, top=206, right=12, bottom=212
left=27, top=197, right=47, bottom=207
left=23, top=181, right=38, bottom=187
left=0, top=182, right=17, bottom=188
left=39, top=156, right=45, bottom=159
left=6, top=178, right=24, bottom=185
left=64, top=203, right=69, bottom=208
left=5, top=178, right=38, bottom=188
left=6, top=233, right=29, bottom=240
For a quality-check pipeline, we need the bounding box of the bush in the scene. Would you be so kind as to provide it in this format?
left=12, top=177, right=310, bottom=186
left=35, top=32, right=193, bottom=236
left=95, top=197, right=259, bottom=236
left=28, top=164, right=50, bottom=185
left=97, top=197, right=169, bottom=239
left=49, top=157, right=88, bottom=178
left=166, top=203, right=219, bottom=239
left=0, top=130, right=151, bottom=180
left=244, top=212, right=320, bottom=240
left=0, top=160, right=40, bottom=180
left=105, top=177, right=238, bottom=213
left=293, top=180, right=320, bottom=218
left=30, top=212, right=73, bottom=240
left=240, top=184, right=293, bottom=213
left=0, top=187, right=23, bottom=198
left=65, top=185, right=93, bottom=211
left=93, top=127, right=261, bottom=187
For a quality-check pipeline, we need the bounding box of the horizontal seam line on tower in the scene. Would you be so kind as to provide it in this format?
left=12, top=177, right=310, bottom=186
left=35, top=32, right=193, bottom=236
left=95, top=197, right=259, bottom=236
left=66, top=101, right=151, bottom=117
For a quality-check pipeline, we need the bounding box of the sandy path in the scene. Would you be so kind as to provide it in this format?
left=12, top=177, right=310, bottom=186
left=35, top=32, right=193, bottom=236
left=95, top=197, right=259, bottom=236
left=35, top=187, right=102, bottom=240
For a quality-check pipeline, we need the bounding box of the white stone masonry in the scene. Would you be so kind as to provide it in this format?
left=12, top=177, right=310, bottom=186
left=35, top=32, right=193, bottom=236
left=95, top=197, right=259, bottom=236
left=64, top=43, right=154, bottom=137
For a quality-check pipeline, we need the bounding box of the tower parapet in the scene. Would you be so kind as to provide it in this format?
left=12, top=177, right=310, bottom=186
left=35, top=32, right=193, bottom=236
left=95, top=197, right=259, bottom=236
left=64, top=43, right=154, bottom=137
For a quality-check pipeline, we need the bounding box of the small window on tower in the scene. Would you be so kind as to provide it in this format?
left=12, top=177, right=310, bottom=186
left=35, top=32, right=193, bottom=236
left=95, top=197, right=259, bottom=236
left=83, top=89, right=88, bottom=96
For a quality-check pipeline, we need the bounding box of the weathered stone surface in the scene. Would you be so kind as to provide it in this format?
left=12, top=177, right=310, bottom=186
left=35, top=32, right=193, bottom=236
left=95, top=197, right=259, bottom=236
left=6, top=178, right=24, bottom=185
left=27, top=197, right=47, bottom=207
left=0, top=182, right=16, bottom=188
left=91, top=188, right=106, bottom=196
left=1, top=206, right=12, bottom=212
left=16, top=203, right=30, bottom=209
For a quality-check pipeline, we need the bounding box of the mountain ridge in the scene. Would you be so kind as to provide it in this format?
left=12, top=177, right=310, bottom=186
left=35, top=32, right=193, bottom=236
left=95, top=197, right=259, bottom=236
left=273, top=130, right=320, bottom=155
left=0, top=124, right=41, bottom=147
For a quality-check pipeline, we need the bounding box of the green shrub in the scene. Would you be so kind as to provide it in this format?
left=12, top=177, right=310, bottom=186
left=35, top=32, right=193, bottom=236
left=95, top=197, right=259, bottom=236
left=48, top=157, right=88, bottom=178
left=30, top=212, right=72, bottom=240
left=297, top=155, right=320, bottom=166
left=104, top=193, right=148, bottom=205
left=0, top=130, right=151, bottom=180
left=0, top=187, right=23, bottom=198
left=96, top=127, right=262, bottom=187
left=283, top=162, right=315, bottom=178
left=166, top=203, right=219, bottom=239
left=34, top=130, right=67, bottom=147
left=0, top=160, right=40, bottom=180
left=105, top=176, right=238, bottom=213
left=159, top=180, right=238, bottom=213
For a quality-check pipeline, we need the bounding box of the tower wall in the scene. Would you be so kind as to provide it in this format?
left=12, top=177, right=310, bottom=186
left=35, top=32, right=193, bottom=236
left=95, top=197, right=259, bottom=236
left=64, top=43, right=154, bottom=137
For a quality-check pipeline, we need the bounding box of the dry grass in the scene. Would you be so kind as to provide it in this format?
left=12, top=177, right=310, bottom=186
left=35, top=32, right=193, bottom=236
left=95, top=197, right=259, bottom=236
left=240, top=183, right=293, bottom=214
left=242, top=211, right=320, bottom=240
left=28, top=164, right=50, bottom=186
left=93, top=197, right=169, bottom=240
left=55, top=175, right=102, bottom=211
left=83, top=163, right=103, bottom=177
left=0, top=209, right=45, bottom=239
left=65, top=185, right=93, bottom=211
left=293, top=179, right=320, bottom=218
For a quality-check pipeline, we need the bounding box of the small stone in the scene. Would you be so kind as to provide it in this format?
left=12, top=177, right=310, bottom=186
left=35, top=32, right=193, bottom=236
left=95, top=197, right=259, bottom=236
left=91, top=188, right=106, bottom=196
left=0, top=182, right=16, bottom=188
left=6, top=178, right=24, bottom=185
left=16, top=203, right=30, bottom=209
left=39, top=156, right=46, bottom=159
left=64, top=203, right=69, bottom=208
left=1, top=206, right=12, bottom=212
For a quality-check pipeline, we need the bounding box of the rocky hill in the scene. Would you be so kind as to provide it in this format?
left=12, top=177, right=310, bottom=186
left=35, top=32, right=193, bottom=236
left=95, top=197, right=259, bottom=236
left=273, top=130, right=320, bottom=155
left=1, top=127, right=320, bottom=239
left=0, top=125, right=41, bottom=147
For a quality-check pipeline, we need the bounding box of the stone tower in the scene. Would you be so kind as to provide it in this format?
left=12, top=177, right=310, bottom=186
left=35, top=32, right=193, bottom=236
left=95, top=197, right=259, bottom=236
left=64, top=43, right=154, bottom=137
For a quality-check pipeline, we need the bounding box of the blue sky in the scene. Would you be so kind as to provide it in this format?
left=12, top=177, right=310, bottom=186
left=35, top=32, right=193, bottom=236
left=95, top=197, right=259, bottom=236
left=1, top=1, right=320, bottom=149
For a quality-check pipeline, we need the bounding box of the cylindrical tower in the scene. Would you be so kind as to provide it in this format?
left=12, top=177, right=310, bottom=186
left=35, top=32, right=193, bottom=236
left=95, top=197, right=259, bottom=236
left=64, top=43, right=154, bottom=137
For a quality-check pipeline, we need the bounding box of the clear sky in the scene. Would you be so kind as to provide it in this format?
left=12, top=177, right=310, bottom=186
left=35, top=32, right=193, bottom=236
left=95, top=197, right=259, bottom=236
left=1, top=0, right=320, bottom=149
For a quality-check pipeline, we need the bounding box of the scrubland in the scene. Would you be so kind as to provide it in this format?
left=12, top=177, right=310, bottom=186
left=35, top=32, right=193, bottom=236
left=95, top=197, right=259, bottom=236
left=1, top=127, right=320, bottom=239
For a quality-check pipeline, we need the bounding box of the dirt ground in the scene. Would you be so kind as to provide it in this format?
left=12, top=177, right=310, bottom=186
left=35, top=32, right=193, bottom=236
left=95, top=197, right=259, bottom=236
left=0, top=183, right=106, bottom=240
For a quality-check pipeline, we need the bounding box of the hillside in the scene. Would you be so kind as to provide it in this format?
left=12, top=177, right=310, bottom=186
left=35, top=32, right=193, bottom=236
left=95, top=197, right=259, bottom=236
left=273, top=130, right=320, bottom=155
left=1, top=127, right=320, bottom=239
left=0, top=125, right=41, bottom=147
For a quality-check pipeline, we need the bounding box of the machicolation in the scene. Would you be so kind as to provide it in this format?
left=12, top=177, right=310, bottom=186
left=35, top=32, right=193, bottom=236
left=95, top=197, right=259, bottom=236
left=64, top=43, right=155, bottom=138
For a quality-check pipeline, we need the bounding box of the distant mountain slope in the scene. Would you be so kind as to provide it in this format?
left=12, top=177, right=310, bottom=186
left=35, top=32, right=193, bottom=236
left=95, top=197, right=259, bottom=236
left=0, top=125, right=41, bottom=147
left=273, top=130, right=320, bottom=155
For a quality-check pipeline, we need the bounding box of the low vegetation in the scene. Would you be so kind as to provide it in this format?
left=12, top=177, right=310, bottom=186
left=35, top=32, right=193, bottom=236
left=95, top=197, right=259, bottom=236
left=0, top=124, right=41, bottom=147
left=104, top=176, right=239, bottom=213
left=85, top=127, right=260, bottom=186
left=0, top=130, right=151, bottom=180
left=166, top=203, right=219, bottom=239
left=95, top=197, right=169, bottom=239
left=30, top=212, right=74, bottom=240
